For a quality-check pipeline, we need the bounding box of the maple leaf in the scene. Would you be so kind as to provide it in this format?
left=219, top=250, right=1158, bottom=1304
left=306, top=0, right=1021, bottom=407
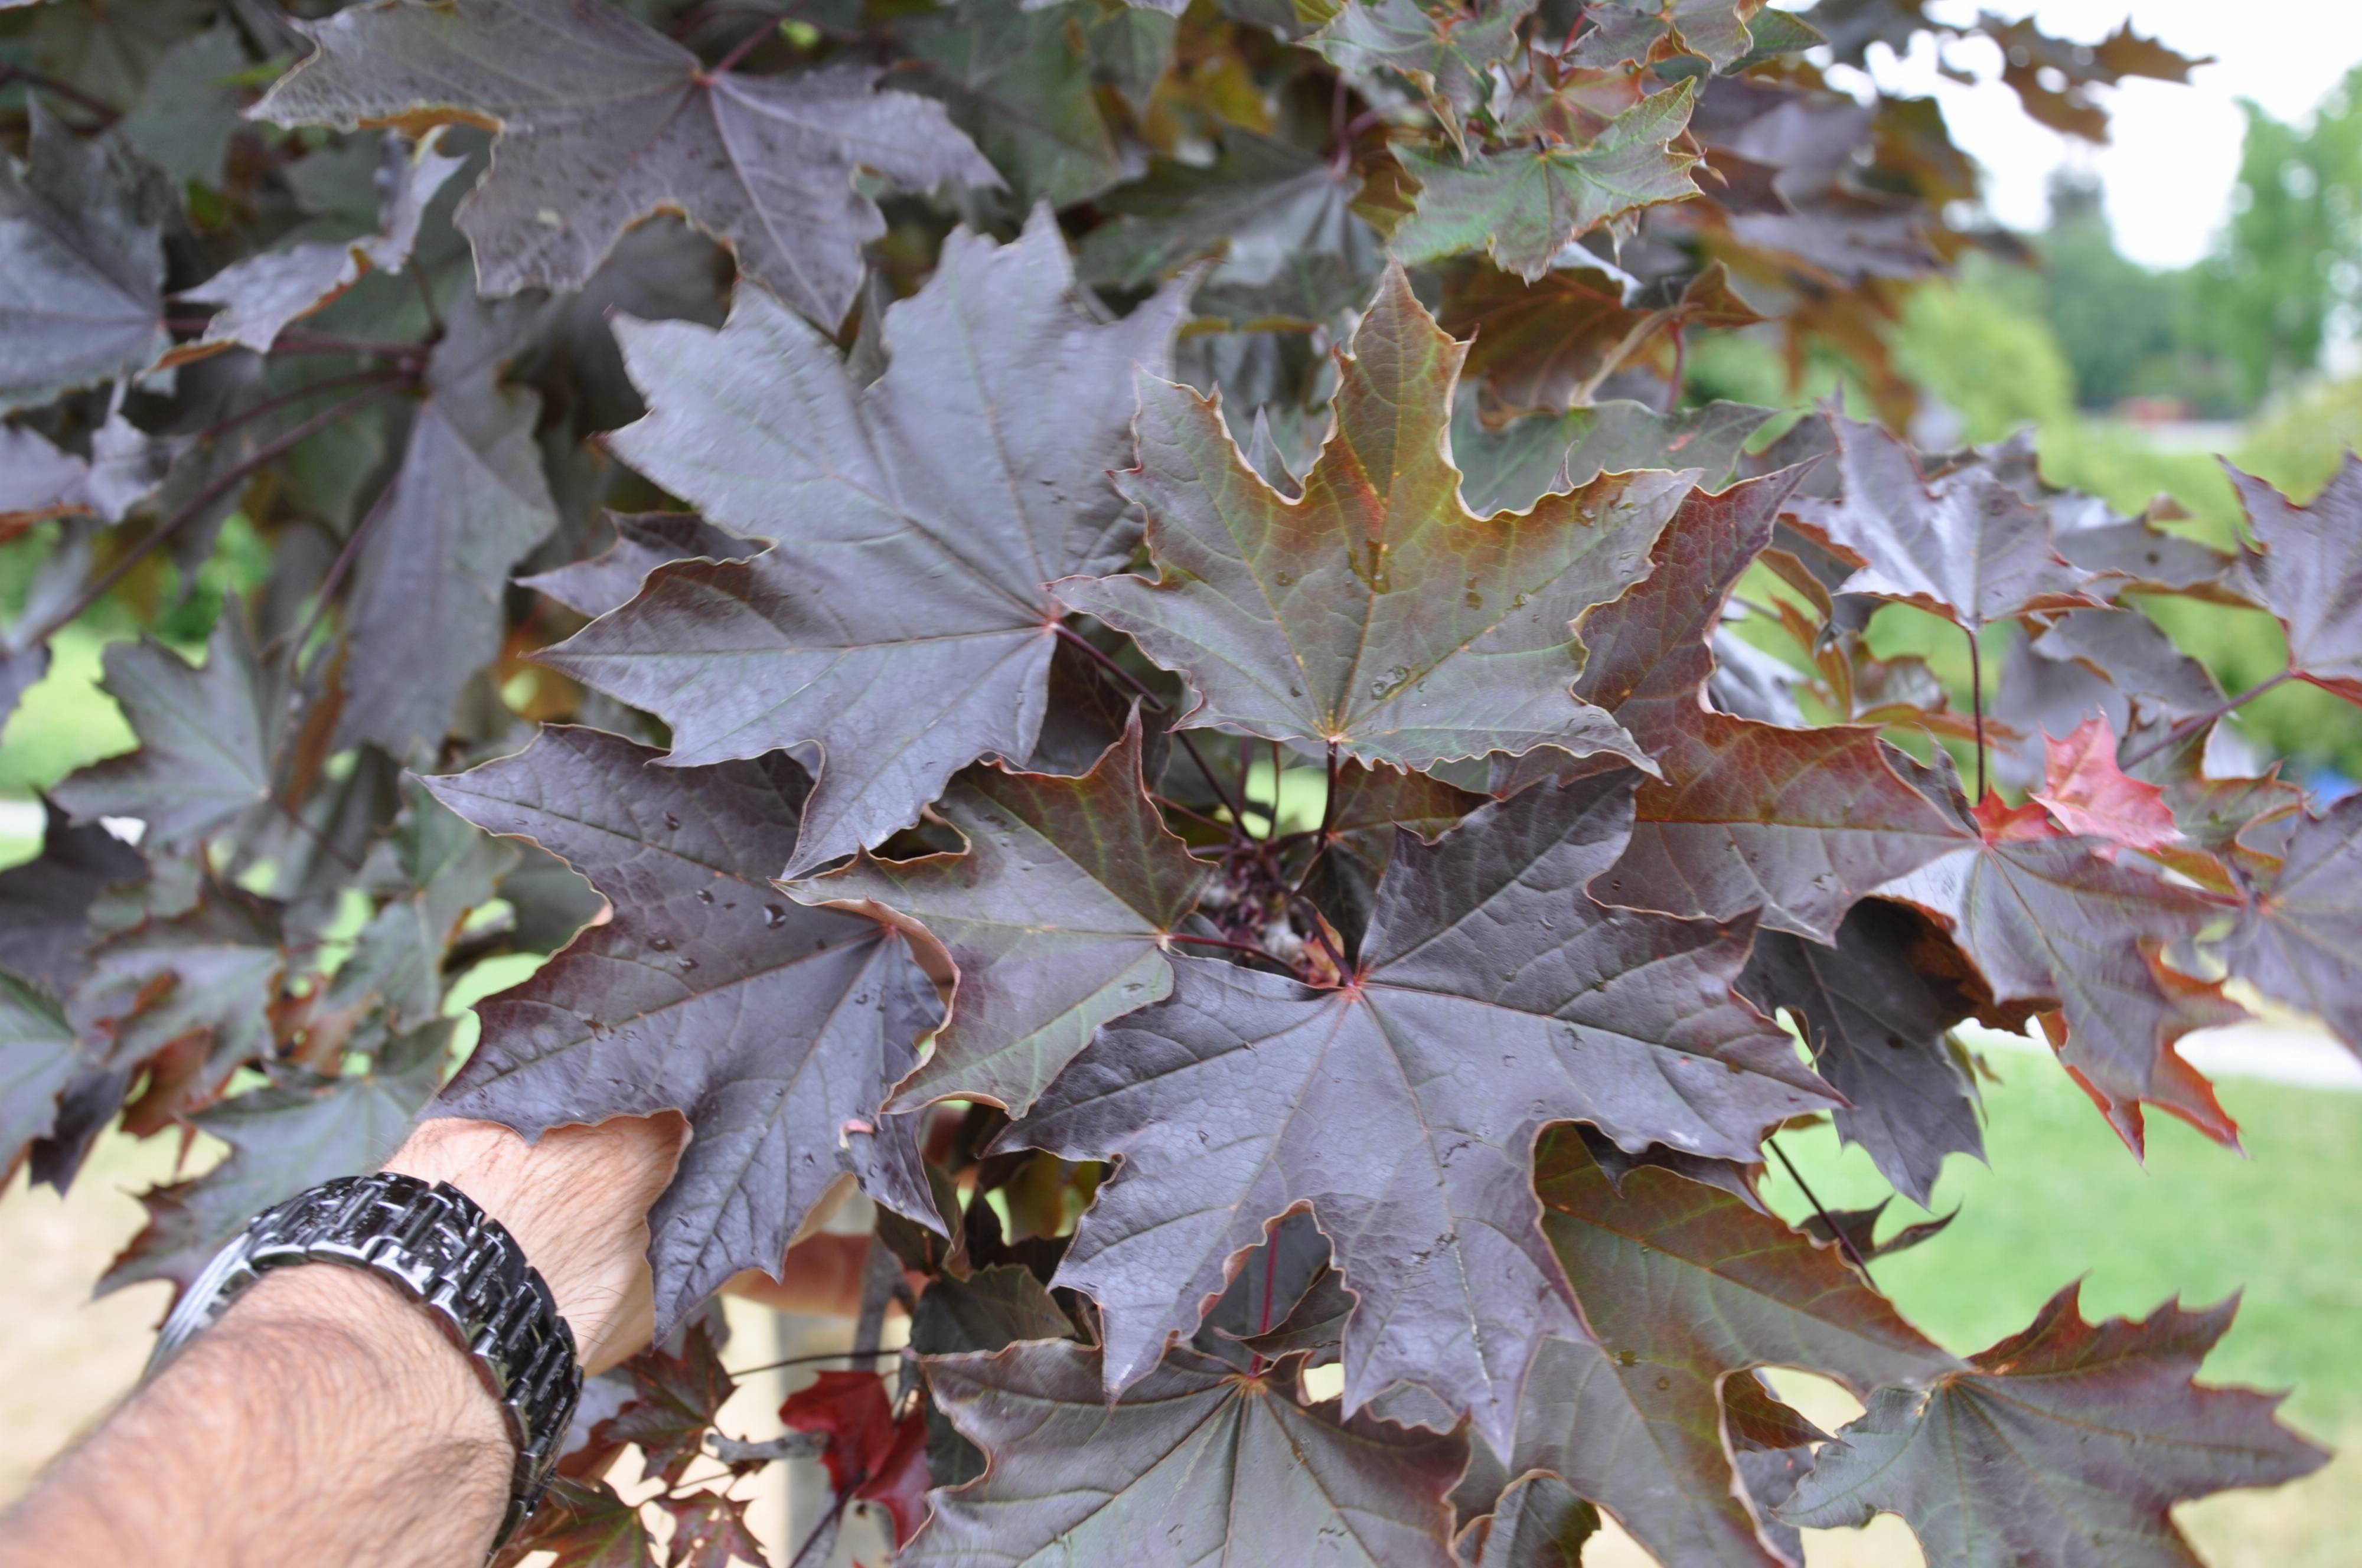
left=1577, top=1, right=1787, bottom=73
left=1784, top=409, right=2098, bottom=632
left=1456, top=1471, right=1598, bottom=1568
left=1394, top=84, right=1702, bottom=282
left=1548, top=469, right=1977, bottom=940
left=1874, top=759, right=2246, bottom=1154
left=520, top=513, right=757, bottom=622
left=2222, top=791, right=2362, bottom=1060
left=1780, top=1285, right=2328, bottom=1567
left=1063, top=266, right=1690, bottom=785
left=599, top=1322, right=735, bottom=1488
left=424, top=726, right=943, bottom=1331
left=1001, top=768, right=1834, bottom=1451
left=1077, top=130, right=1383, bottom=327
left=781, top=1368, right=932, bottom=1544
left=0, top=103, right=171, bottom=414
left=323, top=779, right=519, bottom=1031
left=655, top=1490, right=765, bottom=1568
left=176, top=130, right=466, bottom=358
left=1309, top=0, right=1536, bottom=155
left=1737, top=900, right=1984, bottom=1206
left=1454, top=398, right=1778, bottom=517
left=67, top=882, right=287, bottom=1109
left=2225, top=458, right=2362, bottom=704
left=0, top=974, right=83, bottom=1177
left=545, top=214, right=1190, bottom=877
left=2030, top=716, right=2179, bottom=855
left=1505, top=1131, right=1957, bottom=1568
left=335, top=297, right=559, bottom=760
left=251, top=0, right=996, bottom=326
left=1443, top=261, right=1763, bottom=416
left=911, top=1341, right=1468, bottom=1567
left=0, top=802, right=147, bottom=999
left=52, top=610, right=275, bottom=853
left=902, top=0, right=1125, bottom=210
left=797, top=714, right=1203, bottom=1118
left=1992, top=607, right=2222, bottom=790
left=497, top=1476, right=654, bottom=1568
left=99, top=1023, right=445, bottom=1298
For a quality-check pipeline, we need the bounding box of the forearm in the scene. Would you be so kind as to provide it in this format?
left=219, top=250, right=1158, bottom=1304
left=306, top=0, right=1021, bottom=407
left=2, top=1266, right=512, bottom=1566
left=0, top=1115, right=684, bottom=1568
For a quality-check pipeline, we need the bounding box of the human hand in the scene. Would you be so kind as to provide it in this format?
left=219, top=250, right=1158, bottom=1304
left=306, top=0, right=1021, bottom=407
left=383, top=1112, right=688, bottom=1374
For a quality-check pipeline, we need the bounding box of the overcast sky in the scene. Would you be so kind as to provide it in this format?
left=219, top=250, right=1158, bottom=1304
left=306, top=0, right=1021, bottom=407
left=1821, top=0, right=2362, bottom=269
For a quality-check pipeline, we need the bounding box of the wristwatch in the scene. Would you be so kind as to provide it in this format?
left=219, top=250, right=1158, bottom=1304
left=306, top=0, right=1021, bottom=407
left=146, top=1171, right=585, bottom=1552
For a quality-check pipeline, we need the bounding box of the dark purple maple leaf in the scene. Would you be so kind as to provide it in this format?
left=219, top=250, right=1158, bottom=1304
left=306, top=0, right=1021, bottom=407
left=998, top=768, right=1835, bottom=1451
left=250, top=0, right=998, bottom=326
left=2226, top=456, right=2362, bottom=704
left=911, top=1341, right=1467, bottom=1567
left=423, top=725, right=942, bottom=1331
left=795, top=714, right=1206, bottom=1118
left=543, top=214, right=1191, bottom=876
left=1780, top=1285, right=2328, bottom=1567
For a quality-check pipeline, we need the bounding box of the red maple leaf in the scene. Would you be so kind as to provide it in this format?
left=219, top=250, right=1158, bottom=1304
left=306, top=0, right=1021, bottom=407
left=779, top=1370, right=931, bottom=1545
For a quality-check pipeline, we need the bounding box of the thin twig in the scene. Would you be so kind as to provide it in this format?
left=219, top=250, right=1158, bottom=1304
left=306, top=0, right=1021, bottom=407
left=19, top=382, right=406, bottom=649
left=2118, top=669, right=2295, bottom=770
left=0, top=62, right=119, bottom=123
left=1264, top=739, right=1285, bottom=841
left=1166, top=931, right=1297, bottom=972
left=1767, top=1137, right=1872, bottom=1283
left=1151, top=794, right=1237, bottom=837
left=786, top=1486, right=852, bottom=1568
left=1663, top=323, right=1688, bottom=413
left=188, top=368, right=402, bottom=448
left=291, top=481, right=399, bottom=681
left=1287, top=741, right=1342, bottom=897
left=707, top=17, right=777, bottom=73
left=725, top=1345, right=902, bottom=1379
left=1052, top=623, right=1249, bottom=827
left=1964, top=622, right=1986, bottom=802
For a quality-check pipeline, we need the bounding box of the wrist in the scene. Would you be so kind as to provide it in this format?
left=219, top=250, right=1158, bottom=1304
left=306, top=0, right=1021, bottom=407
left=383, top=1113, right=684, bottom=1373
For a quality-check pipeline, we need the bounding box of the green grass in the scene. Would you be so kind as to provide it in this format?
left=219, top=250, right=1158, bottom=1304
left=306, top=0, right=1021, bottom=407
left=1766, top=1044, right=2362, bottom=1439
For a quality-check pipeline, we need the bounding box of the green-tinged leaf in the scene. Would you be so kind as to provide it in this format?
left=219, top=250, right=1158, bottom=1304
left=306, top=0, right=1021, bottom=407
left=253, top=0, right=996, bottom=325
left=1454, top=398, right=1777, bottom=515
left=1392, top=84, right=1702, bottom=281
left=1504, top=1131, right=1956, bottom=1568
left=0, top=103, right=171, bottom=413
left=336, top=298, right=558, bottom=760
left=425, top=726, right=943, bottom=1332
left=1779, top=1285, right=2330, bottom=1567
left=798, top=714, right=1203, bottom=1118
left=1063, top=266, right=1690, bottom=782
left=54, top=610, right=275, bottom=854
left=1078, top=131, right=1382, bottom=325
left=324, top=779, right=518, bottom=1030
left=100, top=1023, right=445, bottom=1296
left=911, top=1341, right=1468, bottom=1567
left=1308, top=0, right=1535, bottom=153
left=1002, top=769, right=1835, bottom=1451
left=178, top=130, right=468, bottom=357
left=905, top=0, right=1126, bottom=210
left=115, top=25, right=248, bottom=188
left=545, top=213, right=1190, bottom=876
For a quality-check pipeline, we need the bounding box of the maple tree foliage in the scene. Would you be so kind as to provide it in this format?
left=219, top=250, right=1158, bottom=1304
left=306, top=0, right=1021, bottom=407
left=0, top=0, right=2340, bottom=1562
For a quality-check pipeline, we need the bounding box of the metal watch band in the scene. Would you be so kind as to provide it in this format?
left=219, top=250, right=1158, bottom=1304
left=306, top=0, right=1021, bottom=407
left=146, top=1171, right=585, bottom=1552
